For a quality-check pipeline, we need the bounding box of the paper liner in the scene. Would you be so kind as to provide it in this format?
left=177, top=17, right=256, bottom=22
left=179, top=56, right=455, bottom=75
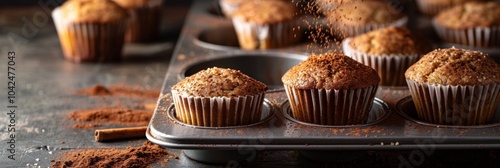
left=171, top=91, right=266, bottom=127
left=406, top=80, right=500, bottom=126
left=415, top=0, right=453, bottom=16
left=52, top=8, right=128, bottom=63
left=232, top=18, right=301, bottom=50
left=283, top=85, right=378, bottom=125
left=342, top=38, right=420, bottom=86
left=331, top=16, right=408, bottom=38
left=123, top=0, right=162, bottom=43
left=219, top=0, right=241, bottom=18
left=432, top=19, right=500, bottom=48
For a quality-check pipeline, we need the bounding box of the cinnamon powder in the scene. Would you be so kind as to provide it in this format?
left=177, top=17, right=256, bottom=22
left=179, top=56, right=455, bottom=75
left=51, top=141, right=168, bottom=168
left=77, top=84, right=161, bottom=99
left=68, top=108, right=153, bottom=126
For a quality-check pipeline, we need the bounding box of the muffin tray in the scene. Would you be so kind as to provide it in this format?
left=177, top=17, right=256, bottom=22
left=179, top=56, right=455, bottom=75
left=147, top=0, right=500, bottom=152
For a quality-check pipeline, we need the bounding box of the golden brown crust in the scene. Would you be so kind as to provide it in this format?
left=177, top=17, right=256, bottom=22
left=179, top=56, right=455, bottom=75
left=172, top=67, right=268, bottom=97
left=349, top=27, right=420, bottom=55
left=282, top=53, right=380, bottom=90
left=328, top=1, right=404, bottom=25
left=405, top=48, right=500, bottom=85
left=232, top=1, right=296, bottom=24
left=435, top=2, right=500, bottom=29
left=60, top=0, right=129, bottom=23
left=114, top=0, right=157, bottom=8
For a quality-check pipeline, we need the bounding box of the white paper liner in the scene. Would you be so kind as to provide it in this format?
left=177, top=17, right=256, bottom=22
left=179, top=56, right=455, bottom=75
left=284, top=85, right=378, bottom=125
left=415, top=0, right=453, bottom=16
left=432, top=19, right=500, bottom=48
left=122, top=0, right=162, bottom=42
left=342, top=38, right=420, bottom=86
left=406, top=80, right=500, bottom=126
left=331, top=16, right=408, bottom=38
left=52, top=8, right=128, bottom=62
left=219, top=0, right=241, bottom=18
left=232, top=17, right=301, bottom=50
left=171, top=90, right=266, bottom=127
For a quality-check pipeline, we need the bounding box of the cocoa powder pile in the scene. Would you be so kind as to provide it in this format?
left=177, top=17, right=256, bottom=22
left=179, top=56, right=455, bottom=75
left=51, top=141, right=168, bottom=168
left=68, top=108, right=153, bottom=126
left=77, top=84, right=161, bottom=99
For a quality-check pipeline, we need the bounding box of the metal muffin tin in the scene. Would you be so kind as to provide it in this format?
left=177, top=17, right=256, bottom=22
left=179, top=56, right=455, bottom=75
left=147, top=0, right=500, bottom=160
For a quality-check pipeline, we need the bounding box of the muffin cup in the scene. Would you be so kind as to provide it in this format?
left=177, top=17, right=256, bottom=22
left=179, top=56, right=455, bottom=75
left=283, top=85, right=378, bottom=125
left=342, top=38, right=420, bottom=86
left=231, top=18, right=301, bottom=50
left=219, top=0, right=240, bottom=18
left=52, top=8, right=128, bottom=63
left=432, top=19, right=500, bottom=48
left=406, top=80, right=500, bottom=126
left=123, top=0, right=163, bottom=43
left=415, top=0, right=452, bottom=16
left=331, top=16, right=408, bottom=38
left=171, top=90, right=266, bottom=127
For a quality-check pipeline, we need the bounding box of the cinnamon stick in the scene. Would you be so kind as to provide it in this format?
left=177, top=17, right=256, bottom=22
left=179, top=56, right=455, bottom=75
left=95, top=126, right=148, bottom=142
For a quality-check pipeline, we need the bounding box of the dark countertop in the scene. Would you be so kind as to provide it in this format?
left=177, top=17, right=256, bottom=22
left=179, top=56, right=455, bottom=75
left=1, top=1, right=500, bottom=168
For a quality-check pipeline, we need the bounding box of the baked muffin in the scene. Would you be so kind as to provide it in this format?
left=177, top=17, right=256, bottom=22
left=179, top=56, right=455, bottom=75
left=171, top=67, right=268, bottom=127
left=282, top=53, right=380, bottom=125
left=219, top=0, right=286, bottom=18
left=327, top=0, right=407, bottom=38
left=52, top=0, right=129, bottom=63
left=114, top=0, right=163, bottom=43
left=433, top=2, right=500, bottom=48
left=231, top=0, right=300, bottom=50
left=315, top=0, right=385, bottom=15
left=416, top=0, right=489, bottom=16
left=405, top=48, right=500, bottom=126
left=342, top=27, right=422, bottom=86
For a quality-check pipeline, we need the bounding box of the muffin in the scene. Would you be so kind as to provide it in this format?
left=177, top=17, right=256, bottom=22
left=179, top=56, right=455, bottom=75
left=171, top=67, right=268, bottom=127
left=416, top=0, right=489, bottom=16
left=433, top=2, right=500, bottom=48
left=315, top=0, right=385, bottom=15
left=231, top=0, right=300, bottom=50
left=342, top=27, right=422, bottom=86
left=219, top=0, right=286, bottom=18
left=282, top=53, right=380, bottom=125
left=327, top=0, right=407, bottom=38
left=405, top=48, right=500, bottom=126
left=52, top=0, right=129, bottom=63
left=114, top=0, right=163, bottom=43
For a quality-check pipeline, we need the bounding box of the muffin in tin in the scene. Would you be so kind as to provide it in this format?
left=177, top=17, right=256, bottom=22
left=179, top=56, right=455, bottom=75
left=282, top=53, right=380, bottom=125
left=171, top=67, right=268, bottom=127
left=52, top=0, right=129, bottom=63
left=114, top=0, right=163, bottom=43
left=231, top=0, right=300, bottom=50
left=219, top=0, right=286, bottom=18
left=405, top=48, right=500, bottom=126
left=327, top=0, right=407, bottom=38
left=342, top=26, right=422, bottom=86
left=416, top=0, right=489, bottom=16
left=433, top=1, right=500, bottom=48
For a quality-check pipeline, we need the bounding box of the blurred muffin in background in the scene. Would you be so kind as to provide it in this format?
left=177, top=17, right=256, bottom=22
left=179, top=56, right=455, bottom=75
left=52, top=0, right=129, bottom=63
left=416, top=0, right=490, bottom=16
left=219, top=0, right=286, bottom=18
left=231, top=0, right=301, bottom=50
left=405, top=48, right=500, bottom=126
left=342, top=27, right=423, bottom=86
left=327, top=0, right=407, bottom=38
left=114, top=0, right=163, bottom=43
left=433, top=1, right=500, bottom=48
left=282, top=53, right=380, bottom=125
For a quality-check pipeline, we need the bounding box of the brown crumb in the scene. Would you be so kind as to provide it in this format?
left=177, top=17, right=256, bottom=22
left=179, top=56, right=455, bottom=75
left=71, top=123, right=102, bottom=129
left=76, top=84, right=161, bottom=99
left=51, top=141, right=167, bottom=168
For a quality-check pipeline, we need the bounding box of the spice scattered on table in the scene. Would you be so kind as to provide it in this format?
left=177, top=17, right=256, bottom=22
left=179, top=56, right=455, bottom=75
left=77, top=84, right=161, bottom=99
left=51, top=141, right=169, bottom=168
left=68, top=108, right=153, bottom=126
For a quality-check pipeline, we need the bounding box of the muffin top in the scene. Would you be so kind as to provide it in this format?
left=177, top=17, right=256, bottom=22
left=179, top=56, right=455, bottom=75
left=435, top=2, right=500, bottom=29
left=114, top=0, right=158, bottom=8
left=232, top=1, right=296, bottom=24
left=282, top=53, right=380, bottom=90
left=60, top=0, right=129, bottom=23
left=172, top=67, right=268, bottom=97
left=328, top=1, right=404, bottom=25
left=405, top=48, right=500, bottom=85
left=348, top=27, right=420, bottom=55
